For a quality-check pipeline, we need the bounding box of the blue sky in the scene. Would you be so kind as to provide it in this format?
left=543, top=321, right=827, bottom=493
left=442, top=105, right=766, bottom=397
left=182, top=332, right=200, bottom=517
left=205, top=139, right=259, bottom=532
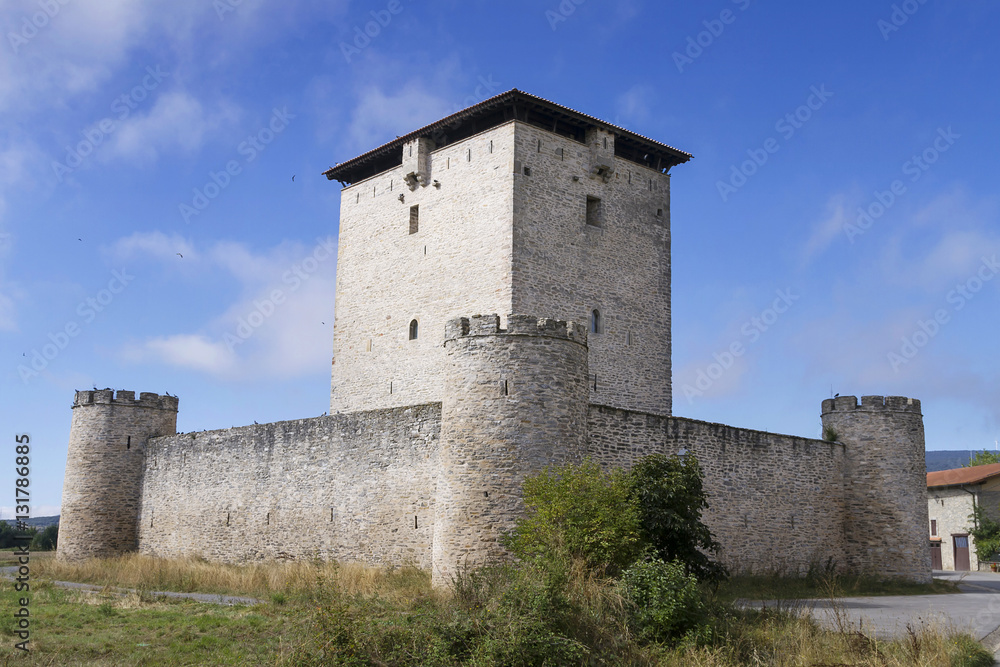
left=1, top=0, right=997, bottom=516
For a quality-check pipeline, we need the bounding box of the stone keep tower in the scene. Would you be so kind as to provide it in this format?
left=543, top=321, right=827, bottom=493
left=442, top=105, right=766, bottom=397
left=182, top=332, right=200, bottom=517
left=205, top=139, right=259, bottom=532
left=58, top=390, right=178, bottom=561
left=432, top=314, right=589, bottom=586
left=325, top=89, right=688, bottom=418
left=821, top=395, right=931, bottom=583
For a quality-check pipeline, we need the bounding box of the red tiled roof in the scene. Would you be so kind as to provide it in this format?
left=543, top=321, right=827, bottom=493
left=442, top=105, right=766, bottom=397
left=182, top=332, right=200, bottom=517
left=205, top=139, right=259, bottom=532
left=927, top=462, right=1000, bottom=488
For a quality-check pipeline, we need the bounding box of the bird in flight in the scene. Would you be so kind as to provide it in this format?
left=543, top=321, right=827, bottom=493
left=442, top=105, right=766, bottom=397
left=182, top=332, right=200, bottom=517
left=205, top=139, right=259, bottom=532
left=292, top=175, right=295, bottom=182
left=176, top=253, right=183, bottom=258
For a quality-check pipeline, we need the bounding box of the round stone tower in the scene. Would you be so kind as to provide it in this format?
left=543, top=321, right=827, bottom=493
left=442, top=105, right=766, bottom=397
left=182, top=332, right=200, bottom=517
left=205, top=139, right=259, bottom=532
left=58, top=389, right=178, bottom=561
left=821, top=395, right=930, bottom=582
left=432, top=314, right=589, bottom=587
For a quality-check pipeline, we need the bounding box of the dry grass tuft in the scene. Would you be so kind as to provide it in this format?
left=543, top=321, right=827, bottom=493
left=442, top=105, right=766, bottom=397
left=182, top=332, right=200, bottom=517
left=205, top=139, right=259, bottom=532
left=36, top=553, right=431, bottom=599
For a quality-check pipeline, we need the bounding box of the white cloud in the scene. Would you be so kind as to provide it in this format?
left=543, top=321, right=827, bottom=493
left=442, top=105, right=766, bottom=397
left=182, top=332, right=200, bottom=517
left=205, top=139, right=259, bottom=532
left=347, top=84, right=451, bottom=151
left=106, top=91, right=241, bottom=163
left=109, top=231, right=197, bottom=262
left=141, top=334, right=239, bottom=375
left=801, top=194, right=852, bottom=264
left=117, top=232, right=338, bottom=380
left=614, top=85, right=654, bottom=126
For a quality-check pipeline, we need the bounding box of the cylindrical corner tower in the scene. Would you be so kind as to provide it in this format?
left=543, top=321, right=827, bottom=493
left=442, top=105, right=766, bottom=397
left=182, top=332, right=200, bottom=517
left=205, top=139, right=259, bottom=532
left=58, top=389, right=178, bottom=561
left=432, top=314, right=589, bottom=587
left=821, top=395, right=930, bottom=582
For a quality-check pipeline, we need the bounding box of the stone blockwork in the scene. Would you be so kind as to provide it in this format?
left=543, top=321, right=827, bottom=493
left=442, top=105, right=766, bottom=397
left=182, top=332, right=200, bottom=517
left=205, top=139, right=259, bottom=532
left=138, top=404, right=439, bottom=566
left=927, top=489, right=976, bottom=571
left=330, top=123, right=517, bottom=414
left=822, top=396, right=930, bottom=582
left=433, top=315, right=589, bottom=585
left=587, top=405, right=848, bottom=574
left=330, top=118, right=673, bottom=417
left=58, top=390, right=178, bottom=561
left=512, top=123, right=672, bottom=415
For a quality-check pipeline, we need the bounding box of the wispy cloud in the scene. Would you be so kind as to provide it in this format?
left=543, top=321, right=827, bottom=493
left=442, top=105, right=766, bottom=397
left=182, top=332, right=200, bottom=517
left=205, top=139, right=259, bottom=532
left=114, top=232, right=337, bottom=380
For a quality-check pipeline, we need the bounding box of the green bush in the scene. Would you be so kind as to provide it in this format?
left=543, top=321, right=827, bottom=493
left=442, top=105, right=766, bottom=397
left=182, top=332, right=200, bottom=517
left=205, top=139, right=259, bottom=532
left=30, top=524, right=58, bottom=551
left=502, top=460, right=642, bottom=576
left=626, top=454, right=726, bottom=582
left=618, top=557, right=708, bottom=645
left=968, top=505, right=1000, bottom=562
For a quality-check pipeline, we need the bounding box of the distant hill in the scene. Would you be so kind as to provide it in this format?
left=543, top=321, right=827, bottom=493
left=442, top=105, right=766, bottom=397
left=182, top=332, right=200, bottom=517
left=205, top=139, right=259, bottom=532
left=924, top=450, right=994, bottom=473
left=1, top=515, right=59, bottom=529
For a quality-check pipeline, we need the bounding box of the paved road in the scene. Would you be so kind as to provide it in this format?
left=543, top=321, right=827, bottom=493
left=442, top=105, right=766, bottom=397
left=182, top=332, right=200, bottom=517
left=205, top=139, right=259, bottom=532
left=0, top=566, right=262, bottom=606
left=754, top=571, right=1000, bottom=661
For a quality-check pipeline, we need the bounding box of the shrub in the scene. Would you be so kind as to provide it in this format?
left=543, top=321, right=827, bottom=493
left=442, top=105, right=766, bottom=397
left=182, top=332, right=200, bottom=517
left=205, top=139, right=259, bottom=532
left=618, top=557, right=708, bottom=645
left=626, top=454, right=726, bottom=582
left=969, top=504, right=1000, bottom=562
left=502, top=459, right=642, bottom=575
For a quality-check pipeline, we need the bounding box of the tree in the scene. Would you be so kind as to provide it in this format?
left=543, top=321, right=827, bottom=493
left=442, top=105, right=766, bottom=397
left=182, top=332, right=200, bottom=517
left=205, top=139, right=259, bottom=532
left=30, top=524, right=58, bottom=551
left=969, top=505, right=1000, bottom=562
left=626, top=454, right=727, bottom=582
left=963, top=450, right=1000, bottom=467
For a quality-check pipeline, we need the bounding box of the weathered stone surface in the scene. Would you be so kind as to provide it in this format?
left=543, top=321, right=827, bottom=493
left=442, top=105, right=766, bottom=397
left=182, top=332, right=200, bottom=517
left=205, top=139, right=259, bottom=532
left=58, top=390, right=177, bottom=561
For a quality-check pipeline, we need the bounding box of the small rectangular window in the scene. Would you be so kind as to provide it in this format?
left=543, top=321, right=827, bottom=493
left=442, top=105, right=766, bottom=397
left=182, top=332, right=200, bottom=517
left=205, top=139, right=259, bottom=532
left=930, top=519, right=937, bottom=536
left=586, top=196, right=602, bottom=228
left=409, top=205, right=419, bottom=234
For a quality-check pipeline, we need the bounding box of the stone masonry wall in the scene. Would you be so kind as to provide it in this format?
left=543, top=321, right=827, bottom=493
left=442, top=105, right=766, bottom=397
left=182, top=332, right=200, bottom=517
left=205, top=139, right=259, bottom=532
left=59, top=390, right=178, bottom=561
left=330, top=123, right=517, bottom=413
left=139, top=404, right=439, bottom=567
left=433, top=315, right=589, bottom=585
left=512, top=123, right=672, bottom=415
left=821, top=396, right=930, bottom=581
left=587, top=405, right=848, bottom=574
left=927, top=488, right=976, bottom=570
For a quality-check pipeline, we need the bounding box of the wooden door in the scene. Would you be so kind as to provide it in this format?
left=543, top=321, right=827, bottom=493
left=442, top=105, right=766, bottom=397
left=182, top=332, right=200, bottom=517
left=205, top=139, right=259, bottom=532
left=953, top=535, right=971, bottom=571
left=930, top=542, right=942, bottom=570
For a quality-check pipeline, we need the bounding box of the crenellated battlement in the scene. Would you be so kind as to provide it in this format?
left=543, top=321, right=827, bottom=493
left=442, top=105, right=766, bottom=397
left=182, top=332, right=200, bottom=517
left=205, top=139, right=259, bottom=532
left=444, top=314, right=587, bottom=345
left=73, top=389, right=179, bottom=412
left=821, top=394, right=921, bottom=415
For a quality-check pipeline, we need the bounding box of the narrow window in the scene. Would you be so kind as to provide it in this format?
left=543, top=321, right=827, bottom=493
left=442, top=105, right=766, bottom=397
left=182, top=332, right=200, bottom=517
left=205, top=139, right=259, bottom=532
left=586, top=196, right=602, bottom=227
left=126, top=435, right=131, bottom=450
left=447, top=157, right=450, bottom=169
left=603, top=137, right=608, bottom=149
left=523, top=166, right=531, bottom=177
left=226, top=512, right=230, bottom=526
left=537, top=139, right=541, bottom=152
left=409, top=144, right=412, bottom=157
left=931, top=519, right=937, bottom=536
left=266, top=512, right=270, bottom=525
left=656, top=208, right=663, bottom=217
left=489, top=140, right=493, bottom=153
left=414, top=515, right=418, bottom=529
left=626, top=331, right=632, bottom=346
left=409, top=205, right=419, bottom=234
left=590, top=309, right=601, bottom=334
left=366, top=339, right=372, bottom=352
left=409, top=319, right=419, bottom=340
left=559, top=147, right=564, bottom=160
left=467, top=148, right=471, bottom=162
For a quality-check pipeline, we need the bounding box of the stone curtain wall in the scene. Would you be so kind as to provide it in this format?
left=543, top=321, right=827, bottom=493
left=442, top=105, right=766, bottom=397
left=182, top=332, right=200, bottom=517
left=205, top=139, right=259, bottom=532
left=511, top=123, right=673, bottom=415
left=587, top=405, right=849, bottom=574
left=58, top=390, right=178, bottom=561
left=329, top=123, right=517, bottom=414
left=139, top=404, right=440, bottom=567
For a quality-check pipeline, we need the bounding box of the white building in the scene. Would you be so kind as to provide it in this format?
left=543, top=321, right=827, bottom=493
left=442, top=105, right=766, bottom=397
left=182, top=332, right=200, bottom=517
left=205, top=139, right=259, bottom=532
left=927, top=463, right=1000, bottom=571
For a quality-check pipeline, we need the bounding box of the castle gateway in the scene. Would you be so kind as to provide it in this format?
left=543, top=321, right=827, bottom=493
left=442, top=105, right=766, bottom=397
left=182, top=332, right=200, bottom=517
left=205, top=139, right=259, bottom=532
left=58, top=90, right=931, bottom=584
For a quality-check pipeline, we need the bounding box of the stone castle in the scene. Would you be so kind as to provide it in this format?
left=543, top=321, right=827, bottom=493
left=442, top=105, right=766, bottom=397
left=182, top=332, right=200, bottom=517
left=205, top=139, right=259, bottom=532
left=58, top=90, right=931, bottom=584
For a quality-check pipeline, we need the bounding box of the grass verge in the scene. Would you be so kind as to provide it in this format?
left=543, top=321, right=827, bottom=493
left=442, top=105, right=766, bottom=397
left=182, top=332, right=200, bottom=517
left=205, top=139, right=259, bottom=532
left=2, top=556, right=991, bottom=666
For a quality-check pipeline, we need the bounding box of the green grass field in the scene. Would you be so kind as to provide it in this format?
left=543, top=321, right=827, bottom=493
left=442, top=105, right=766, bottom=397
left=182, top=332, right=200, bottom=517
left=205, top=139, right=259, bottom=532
left=0, top=556, right=991, bottom=666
